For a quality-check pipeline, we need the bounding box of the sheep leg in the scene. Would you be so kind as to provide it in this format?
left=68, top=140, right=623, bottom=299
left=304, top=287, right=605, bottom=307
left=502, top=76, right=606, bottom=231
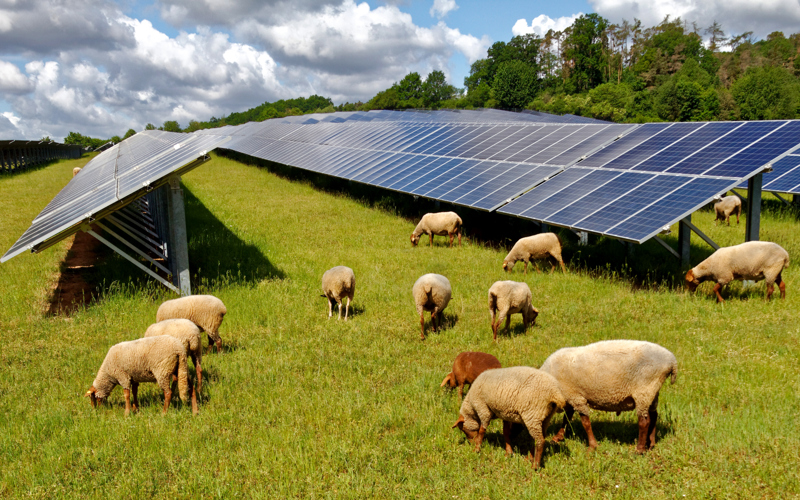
left=123, top=388, right=132, bottom=417
left=647, top=407, right=658, bottom=450
left=523, top=261, right=528, bottom=275
left=215, top=339, right=222, bottom=353
left=327, top=297, right=334, bottom=319
left=580, top=414, right=599, bottom=450
left=131, top=382, right=140, bottom=413
left=713, top=283, right=725, bottom=303
left=419, top=312, right=426, bottom=340
left=767, top=282, right=775, bottom=300
left=345, top=297, right=350, bottom=320
left=505, top=315, right=511, bottom=335
left=162, top=387, right=173, bottom=415
left=458, top=384, right=464, bottom=400
left=778, top=274, right=786, bottom=299
left=493, top=312, right=506, bottom=341
left=429, top=233, right=434, bottom=247
left=193, top=355, right=202, bottom=394
left=503, top=420, right=514, bottom=455
left=449, top=232, right=454, bottom=248
left=636, top=412, right=651, bottom=454
left=552, top=405, right=574, bottom=443
left=474, top=426, right=487, bottom=452
left=207, top=334, right=215, bottom=353
left=337, top=300, right=343, bottom=320
left=458, top=230, right=461, bottom=247
left=191, top=384, right=198, bottom=416
left=527, top=423, right=545, bottom=469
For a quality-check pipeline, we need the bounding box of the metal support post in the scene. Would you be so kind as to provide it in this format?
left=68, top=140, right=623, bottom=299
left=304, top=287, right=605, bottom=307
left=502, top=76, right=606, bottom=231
left=166, top=176, right=191, bottom=295
left=678, top=216, right=691, bottom=267
left=540, top=223, right=549, bottom=233
left=745, top=174, right=762, bottom=242
left=578, top=231, right=588, bottom=246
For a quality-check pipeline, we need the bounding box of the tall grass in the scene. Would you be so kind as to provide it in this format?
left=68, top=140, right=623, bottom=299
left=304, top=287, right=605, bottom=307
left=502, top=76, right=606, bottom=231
left=0, top=154, right=798, bottom=498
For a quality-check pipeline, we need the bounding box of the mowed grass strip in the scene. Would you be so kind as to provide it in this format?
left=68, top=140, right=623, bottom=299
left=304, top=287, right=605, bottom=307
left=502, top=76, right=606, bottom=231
left=0, top=153, right=798, bottom=498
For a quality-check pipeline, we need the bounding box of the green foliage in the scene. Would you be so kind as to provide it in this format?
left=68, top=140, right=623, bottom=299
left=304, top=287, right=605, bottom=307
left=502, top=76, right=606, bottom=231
left=63, top=131, right=109, bottom=149
left=122, top=129, right=136, bottom=140
left=161, top=120, right=182, bottom=132
left=144, top=123, right=156, bottom=130
left=395, top=72, right=423, bottom=101
left=564, top=14, right=609, bottom=92
left=493, top=60, right=540, bottom=109
left=422, top=70, right=457, bottom=107
left=731, top=65, right=800, bottom=119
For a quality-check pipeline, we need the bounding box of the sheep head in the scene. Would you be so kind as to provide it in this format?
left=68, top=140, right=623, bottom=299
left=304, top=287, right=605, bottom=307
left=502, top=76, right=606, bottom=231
left=502, top=259, right=513, bottom=272
left=84, top=387, right=100, bottom=408
left=410, top=232, right=420, bottom=246
left=452, top=415, right=477, bottom=440
left=526, top=306, right=540, bottom=326
left=440, top=373, right=456, bottom=388
left=685, top=269, right=700, bottom=292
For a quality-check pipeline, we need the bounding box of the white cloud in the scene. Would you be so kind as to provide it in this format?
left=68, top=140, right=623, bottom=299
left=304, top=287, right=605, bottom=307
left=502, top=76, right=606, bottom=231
left=512, top=13, right=584, bottom=37
left=589, top=0, right=800, bottom=40
left=430, top=0, right=458, bottom=19
left=0, top=60, right=31, bottom=93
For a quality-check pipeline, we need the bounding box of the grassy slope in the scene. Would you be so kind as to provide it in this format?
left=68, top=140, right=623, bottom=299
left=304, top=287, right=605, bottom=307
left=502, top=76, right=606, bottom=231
left=0, top=154, right=798, bottom=498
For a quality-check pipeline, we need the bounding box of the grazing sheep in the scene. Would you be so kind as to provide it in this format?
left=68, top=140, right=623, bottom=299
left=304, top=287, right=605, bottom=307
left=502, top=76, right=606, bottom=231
left=411, top=212, right=463, bottom=247
left=713, top=195, right=742, bottom=226
left=540, top=340, right=677, bottom=454
left=156, top=295, right=227, bottom=353
left=85, top=335, right=198, bottom=416
left=685, top=241, right=789, bottom=302
left=488, top=281, right=539, bottom=341
left=72, top=167, right=81, bottom=177
left=412, top=273, right=452, bottom=340
left=452, top=366, right=566, bottom=469
left=440, top=351, right=502, bottom=400
left=144, top=319, right=204, bottom=393
left=503, top=233, right=566, bottom=274
left=321, top=266, right=356, bottom=320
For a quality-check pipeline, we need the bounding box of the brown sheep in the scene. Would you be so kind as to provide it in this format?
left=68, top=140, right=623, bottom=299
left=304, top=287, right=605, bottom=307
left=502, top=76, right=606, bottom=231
left=440, top=352, right=502, bottom=400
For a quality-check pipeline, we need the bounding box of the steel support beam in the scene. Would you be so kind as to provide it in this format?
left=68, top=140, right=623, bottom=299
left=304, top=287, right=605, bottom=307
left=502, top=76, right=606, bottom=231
left=773, top=192, right=791, bottom=208
left=678, top=216, right=691, bottom=267
left=166, top=176, right=191, bottom=295
left=682, top=218, right=720, bottom=250
left=652, top=235, right=680, bottom=260
left=746, top=174, right=762, bottom=242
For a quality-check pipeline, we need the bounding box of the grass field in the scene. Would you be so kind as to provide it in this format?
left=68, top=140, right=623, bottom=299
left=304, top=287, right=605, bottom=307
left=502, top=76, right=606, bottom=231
left=1, top=153, right=799, bottom=498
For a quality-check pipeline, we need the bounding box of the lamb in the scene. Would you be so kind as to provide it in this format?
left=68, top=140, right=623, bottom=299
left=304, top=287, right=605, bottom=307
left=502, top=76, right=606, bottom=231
left=321, top=266, right=356, bottom=320
left=502, top=233, right=566, bottom=274
left=410, top=212, right=463, bottom=247
left=540, top=340, right=677, bottom=454
left=85, top=335, right=198, bottom=416
left=440, top=351, right=502, bottom=400
left=144, top=319, right=204, bottom=393
left=451, top=366, right=566, bottom=469
left=412, top=273, right=452, bottom=340
left=156, top=294, right=227, bottom=353
left=713, top=195, right=742, bottom=225
left=72, top=167, right=81, bottom=177
left=488, top=281, right=539, bottom=341
left=685, top=241, right=789, bottom=302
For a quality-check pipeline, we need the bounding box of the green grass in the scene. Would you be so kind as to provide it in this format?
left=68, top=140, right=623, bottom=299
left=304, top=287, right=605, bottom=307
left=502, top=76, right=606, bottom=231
left=1, top=153, right=799, bottom=498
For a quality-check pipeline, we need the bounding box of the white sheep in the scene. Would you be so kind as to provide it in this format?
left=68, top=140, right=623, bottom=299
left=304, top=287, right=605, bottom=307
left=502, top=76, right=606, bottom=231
left=713, top=195, right=742, bottom=226
left=85, top=335, right=198, bottom=416
left=411, top=212, right=463, bottom=247
left=502, top=233, right=566, bottom=274
left=321, top=266, right=356, bottom=320
left=144, top=319, right=204, bottom=393
left=72, top=167, right=81, bottom=177
left=540, top=340, right=677, bottom=454
left=488, top=280, right=539, bottom=341
left=157, top=294, right=227, bottom=353
left=452, top=366, right=566, bottom=469
left=412, top=273, right=452, bottom=340
left=685, top=241, right=789, bottom=302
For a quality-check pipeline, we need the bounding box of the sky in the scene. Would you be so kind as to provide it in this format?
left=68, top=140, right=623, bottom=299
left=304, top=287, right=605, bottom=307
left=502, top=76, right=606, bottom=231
left=1, top=0, right=799, bottom=141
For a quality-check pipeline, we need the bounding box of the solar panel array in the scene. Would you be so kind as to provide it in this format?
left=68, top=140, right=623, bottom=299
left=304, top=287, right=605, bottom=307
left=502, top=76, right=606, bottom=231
left=5, top=109, right=800, bottom=264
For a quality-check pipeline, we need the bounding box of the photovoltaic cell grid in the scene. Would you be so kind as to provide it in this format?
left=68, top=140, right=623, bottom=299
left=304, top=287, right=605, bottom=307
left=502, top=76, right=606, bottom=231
left=2, top=130, right=229, bottom=262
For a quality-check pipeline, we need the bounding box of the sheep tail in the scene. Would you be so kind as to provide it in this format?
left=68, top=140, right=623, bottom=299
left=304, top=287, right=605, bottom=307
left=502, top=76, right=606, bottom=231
left=668, top=363, right=678, bottom=385
left=554, top=231, right=563, bottom=247
left=177, top=350, right=190, bottom=402
left=488, top=291, right=498, bottom=314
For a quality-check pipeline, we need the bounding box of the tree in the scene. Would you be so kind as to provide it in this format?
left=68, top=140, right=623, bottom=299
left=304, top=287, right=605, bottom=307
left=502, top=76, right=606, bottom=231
left=395, top=72, right=423, bottom=101
left=145, top=123, right=156, bottom=130
left=492, top=60, right=539, bottom=109
left=705, top=21, right=727, bottom=52
left=422, top=70, right=456, bottom=107
left=123, top=128, right=136, bottom=140
left=731, top=65, right=800, bottom=120
left=162, top=120, right=181, bottom=132
left=564, top=14, right=610, bottom=92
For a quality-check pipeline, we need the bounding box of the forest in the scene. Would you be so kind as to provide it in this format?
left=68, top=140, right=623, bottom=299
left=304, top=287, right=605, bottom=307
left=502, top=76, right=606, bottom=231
left=64, top=15, right=800, bottom=145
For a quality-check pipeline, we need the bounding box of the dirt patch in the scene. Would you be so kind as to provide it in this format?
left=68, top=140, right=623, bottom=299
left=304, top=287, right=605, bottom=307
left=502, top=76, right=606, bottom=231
left=47, top=229, right=106, bottom=315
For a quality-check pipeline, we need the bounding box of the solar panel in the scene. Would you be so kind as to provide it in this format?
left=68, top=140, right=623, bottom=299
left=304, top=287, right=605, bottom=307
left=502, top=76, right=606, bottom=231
left=762, top=155, right=800, bottom=193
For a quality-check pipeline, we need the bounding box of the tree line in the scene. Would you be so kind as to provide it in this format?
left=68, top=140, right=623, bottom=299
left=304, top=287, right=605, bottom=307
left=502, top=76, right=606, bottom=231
left=64, top=15, right=800, bottom=144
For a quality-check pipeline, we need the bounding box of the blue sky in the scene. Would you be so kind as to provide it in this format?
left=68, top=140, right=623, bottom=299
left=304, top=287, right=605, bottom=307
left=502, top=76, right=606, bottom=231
left=1, top=0, right=798, bottom=140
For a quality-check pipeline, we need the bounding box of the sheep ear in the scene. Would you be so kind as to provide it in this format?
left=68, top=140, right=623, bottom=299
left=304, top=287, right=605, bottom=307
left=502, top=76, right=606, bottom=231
left=440, top=373, right=453, bottom=387
left=451, top=415, right=465, bottom=429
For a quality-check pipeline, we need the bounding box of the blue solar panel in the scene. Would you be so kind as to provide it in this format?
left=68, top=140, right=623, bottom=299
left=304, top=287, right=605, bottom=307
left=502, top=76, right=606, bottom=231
left=595, top=123, right=706, bottom=170
left=451, top=163, right=527, bottom=206
left=366, top=155, right=428, bottom=186
left=607, top=177, right=736, bottom=241
left=419, top=159, right=485, bottom=198
left=439, top=162, right=515, bottom=202
left=705, top=120, right=800, bottom=178
left=504, top=126, right=574, bottom=163
left=762, top=154, right=800, bottom=193
left=395, top=158, right=465, bottom=192
left=387, top=157, right=453, bottom=190
left=411, top=159, right=478, bottom=196
left=632, top=122, right=742, bottom=173
left=523, top=125, right=602, bottom=164
left=546, top=172, right=655, bottom=227
left=499, top=167, right=592, bottom=216
left=470, top=165, right=561, bottom=211
left=574, top=175, right=692, bottom=233
left=490, top=127, right=564, bottom=162
left=576, top=123, right=671, bottom=168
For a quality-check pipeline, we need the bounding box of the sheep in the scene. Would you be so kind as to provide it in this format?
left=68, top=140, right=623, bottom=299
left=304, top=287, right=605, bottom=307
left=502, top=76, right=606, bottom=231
left=156, top=294, right=227, bottom=353
left=440, top=351, right=502, bottom=400
left=488, top=281, right=539, bottom=341
left=685, top=241, right=789, bottom=302
left=713, top=194, right=742, bottom=225
left=451, top=366, right=566, bottom=469
left=412, top=273, right=452, bottom=340
left=502, top=233, right=566, bottom=274
left=85, top=335, right=198, bottom=416
left=72, top=167, right=81, bottom=177
left=410, top=212, right=463, bottom=247
left=144, top=319, right=204, bottom=393
left=540, top=340, right=677, bottom=454
left=321, top=266, right=356, bottom=320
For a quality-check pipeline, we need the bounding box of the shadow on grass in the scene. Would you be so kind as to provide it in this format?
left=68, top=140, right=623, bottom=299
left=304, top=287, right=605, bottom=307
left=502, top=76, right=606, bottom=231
left=556, top=415, right=674, bottom=451
left=0, top=158, right=64, bottom=178
left=318, top=298, right=366, bottom=319
left=422, top=311, right=458, bottom=338
left=480, top=426, right=572, bottom=465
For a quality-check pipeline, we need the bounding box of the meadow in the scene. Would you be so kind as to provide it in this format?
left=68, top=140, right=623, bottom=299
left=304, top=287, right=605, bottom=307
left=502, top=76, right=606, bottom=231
left=0, top=153, right=798, bottom=498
